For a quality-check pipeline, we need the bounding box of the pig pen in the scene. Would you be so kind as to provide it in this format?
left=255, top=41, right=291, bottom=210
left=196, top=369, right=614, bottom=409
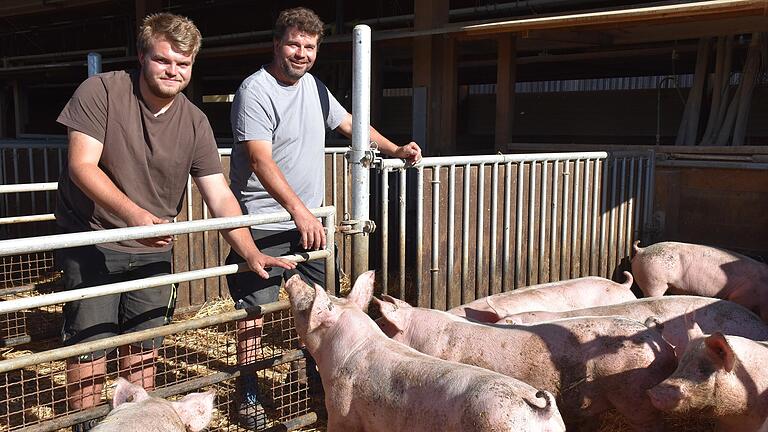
left=1, top=146, right=718, bottom=431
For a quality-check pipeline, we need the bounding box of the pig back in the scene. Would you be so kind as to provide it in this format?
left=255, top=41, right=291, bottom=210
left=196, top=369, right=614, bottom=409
left=448, top=276, right=635, bottom=322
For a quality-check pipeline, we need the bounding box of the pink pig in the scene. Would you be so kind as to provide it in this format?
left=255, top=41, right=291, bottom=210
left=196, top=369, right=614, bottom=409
left=648, top=333, right=768, bottom=432
left=376, top=295, right=677, bottom=432
left=91, top=378, right=215, bottom=432
left=499, top=296, right=768, bottom=356
left=284, top=271, right=566, bottom=432
left=631, top=241, right=768, bottom=320
left=446, top=273, right=636, bottom=323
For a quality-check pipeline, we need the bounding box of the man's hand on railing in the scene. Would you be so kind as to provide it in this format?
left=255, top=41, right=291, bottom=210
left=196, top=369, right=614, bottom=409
left=125, top=207, right=172, bottom=247
left=245, top=251, right=297, bottom=279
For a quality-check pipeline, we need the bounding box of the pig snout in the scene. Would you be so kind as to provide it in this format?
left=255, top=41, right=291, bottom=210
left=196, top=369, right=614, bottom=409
left=647, top=382, right=685, bottom=412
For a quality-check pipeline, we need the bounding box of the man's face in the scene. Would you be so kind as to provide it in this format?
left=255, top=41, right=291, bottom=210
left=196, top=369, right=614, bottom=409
left=273, top=26, right=319, bottom=83
left=139, top=38, right=194, bottom=99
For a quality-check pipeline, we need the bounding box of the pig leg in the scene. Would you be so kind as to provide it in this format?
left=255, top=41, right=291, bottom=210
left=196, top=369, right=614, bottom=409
left=632, top=270, right=671, bottom=298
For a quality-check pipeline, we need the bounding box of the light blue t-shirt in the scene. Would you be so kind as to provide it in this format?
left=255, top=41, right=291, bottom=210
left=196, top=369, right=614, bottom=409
left=229, top=68, right=347, bottom=230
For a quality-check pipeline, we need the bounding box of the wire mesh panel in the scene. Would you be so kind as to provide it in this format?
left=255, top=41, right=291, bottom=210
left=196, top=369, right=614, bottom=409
left=0, top=304, right=319, bottom=432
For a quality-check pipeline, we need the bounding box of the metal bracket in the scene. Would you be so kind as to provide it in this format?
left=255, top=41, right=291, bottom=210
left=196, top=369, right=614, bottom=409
left=345, top=143, right=380, bottom=168
left=338, top=219, right=376, bottom=236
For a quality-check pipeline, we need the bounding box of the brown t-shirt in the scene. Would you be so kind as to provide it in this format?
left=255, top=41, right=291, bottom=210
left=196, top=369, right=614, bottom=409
left=56, top=70, right=221, bottom=253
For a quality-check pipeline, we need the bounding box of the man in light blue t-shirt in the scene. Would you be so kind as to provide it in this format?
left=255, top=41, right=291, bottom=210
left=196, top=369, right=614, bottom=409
left=226, top=7, right=421, bottom=429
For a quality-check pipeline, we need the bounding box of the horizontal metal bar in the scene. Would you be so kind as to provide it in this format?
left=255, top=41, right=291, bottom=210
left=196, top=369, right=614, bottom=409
left=264, top=412, right=319, bottom=432
left=0, top=250, right=329, bottom=314
left=0, top=213, right=55, bottom=225
left=0, top=206, right=335, bottom=257
left=245, top=348, right=308, bottom=376
left=0, top=299, right=290, bottom=373
left=377, top=151, right=609, bottom=169
left=216, top=147, right=349, bottom=156
left=656, top=160, right=768, bottom=170
left=0, top=182, right=57, bottom=193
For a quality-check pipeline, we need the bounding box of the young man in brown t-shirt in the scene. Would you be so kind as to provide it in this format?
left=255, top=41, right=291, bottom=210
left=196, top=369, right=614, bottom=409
left=55, top=13, right=294, bottom=432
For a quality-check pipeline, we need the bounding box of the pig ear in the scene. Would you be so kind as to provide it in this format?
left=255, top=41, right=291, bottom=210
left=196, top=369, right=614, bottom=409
left=686, top=321, right=704, bottom=343
left=704, top=332, right=736, bottom=372
left=308, top=284, right=337, bottom=333
left=382, top=294, right=412, bottom=309
left=375, top=296, right=407, bottom=332
left=484, top=297, right=503, bottom=322
left=172, top=390, right=216, bottom=432
left=346, top=270, right=375, bottom=311
left=112, top=378, right=150, bottom=407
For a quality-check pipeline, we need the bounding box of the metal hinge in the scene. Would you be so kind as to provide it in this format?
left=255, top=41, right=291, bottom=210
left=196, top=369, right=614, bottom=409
left=338, top=219, right=376, bottom=235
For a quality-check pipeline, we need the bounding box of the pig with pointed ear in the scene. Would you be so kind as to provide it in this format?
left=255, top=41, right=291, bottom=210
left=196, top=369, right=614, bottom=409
left=285, top=271, right=567, bottom=432
left=91, top=378, right=215, bottom=432
left=648, top=333, right=768, bottom=432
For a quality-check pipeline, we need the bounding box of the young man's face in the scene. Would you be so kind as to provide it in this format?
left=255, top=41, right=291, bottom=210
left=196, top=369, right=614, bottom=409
left=273, top=26, right=319, bottom=84
left=139, top=37, right=194, bottom=99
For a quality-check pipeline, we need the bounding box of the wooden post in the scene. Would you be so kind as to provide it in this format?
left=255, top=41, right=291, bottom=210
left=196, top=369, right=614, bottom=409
left=439, top=35, right=457, bottom=154
left=413, top=0, right=450, bottom=155
left=495, top=34, right=517, bottom=153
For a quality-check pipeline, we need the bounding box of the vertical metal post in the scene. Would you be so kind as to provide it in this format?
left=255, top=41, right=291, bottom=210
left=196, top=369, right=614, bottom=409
left=643, top=151, right=656, bottom=243
left=350, top=25, right=372, bottom=282
left=447, top=165, right=456, bottom=308
left=581, top=160, right=591, bottom=277
left=501, top=162, right=511, bottom=291
left=325, top=211, right=337, bottom=294
left=560, top=161, right=570, bottom=280
left=570, top=160, right=580, bottom=278
left=461, top=164, right=470, bottom=300
left=550, top=160, right=559, bottom=282
left=87, top=52, right=102, bottom=77
left=398, top=170, right=406, bottom=298
left=430, top=167, right=440, bottom=308
left=538, top=161, right=547, bottom=283
left=381, top=168, right=389, bottom=295
left=514, top=162, right=524, bottom=289
left=489, top=163, right=499, bottom=295
left=475, top=163, right=485, bottom=299
left=526, top=161, right=536, bottom=286
left=416, top=167, right=424, bottom=306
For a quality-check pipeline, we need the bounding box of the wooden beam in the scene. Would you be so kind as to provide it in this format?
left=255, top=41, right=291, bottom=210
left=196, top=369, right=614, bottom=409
left=461, top=0, right=768, bottom=36
left=523, top=29, right=613, bottom=46
left=495, top=34, right=517, bottom=152
left=439, top=36, right=457, bottom=154
left=0, top=0, right=108, bottom=18
left=613, top=16, right=768, bottom=44
left=413, top=0, right=449, bottom=154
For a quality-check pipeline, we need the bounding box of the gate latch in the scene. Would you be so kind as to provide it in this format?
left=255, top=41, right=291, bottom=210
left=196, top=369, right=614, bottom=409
left=339, top=219, right=376, bottom=235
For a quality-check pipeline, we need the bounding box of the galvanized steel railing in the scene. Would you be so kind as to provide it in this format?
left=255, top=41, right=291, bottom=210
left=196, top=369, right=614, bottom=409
left=373, top=150, right=655, bottom=310
left=0, top=207, right=336, bottom=314
left=0, top=207, right=335, bottom=431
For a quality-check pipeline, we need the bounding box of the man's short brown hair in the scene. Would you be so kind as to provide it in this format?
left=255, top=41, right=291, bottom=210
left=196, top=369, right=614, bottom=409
left=274, top=7, right=324, bottom=43
left=137, top=13, right=202, bottom=58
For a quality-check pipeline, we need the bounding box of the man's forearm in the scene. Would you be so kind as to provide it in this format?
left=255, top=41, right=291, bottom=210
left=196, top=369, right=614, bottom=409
left=251, top=158, right=311, bottom=216
left=70, top=163, right=144, bottom=223
left=369, top=126, right=399, bottom=156
left=202, top=188, right=262, bottom=260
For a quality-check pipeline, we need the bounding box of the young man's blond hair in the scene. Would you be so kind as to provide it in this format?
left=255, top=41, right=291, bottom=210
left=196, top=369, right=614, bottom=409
left=137, top=12, right=202, bottom=58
